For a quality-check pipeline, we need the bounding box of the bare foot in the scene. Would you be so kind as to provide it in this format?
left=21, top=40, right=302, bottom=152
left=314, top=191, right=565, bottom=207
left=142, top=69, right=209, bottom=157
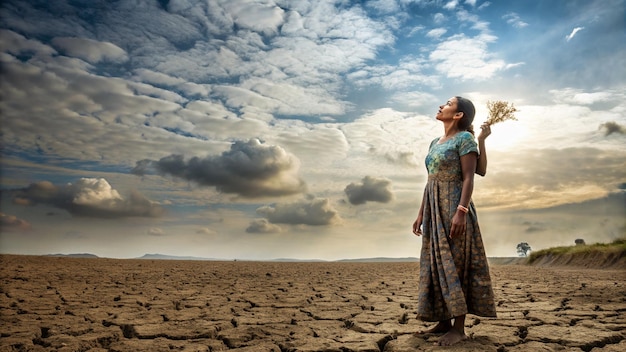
left=436, top=328, right=468, bottom=346
left=414, top=321, right=451, bottom=335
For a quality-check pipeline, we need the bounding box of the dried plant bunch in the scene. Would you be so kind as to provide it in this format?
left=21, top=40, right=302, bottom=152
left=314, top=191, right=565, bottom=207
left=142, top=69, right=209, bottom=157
left=485, top=100, right=518, bottom=126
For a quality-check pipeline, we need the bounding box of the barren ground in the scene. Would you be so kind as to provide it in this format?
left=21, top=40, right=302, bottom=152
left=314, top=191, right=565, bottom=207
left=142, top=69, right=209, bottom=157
left=1, top=255, right=625, bottom=351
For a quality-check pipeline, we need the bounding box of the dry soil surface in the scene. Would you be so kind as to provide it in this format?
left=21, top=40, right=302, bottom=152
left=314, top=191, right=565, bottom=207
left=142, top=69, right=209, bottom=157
left=1, top=255, right=625, bottom=352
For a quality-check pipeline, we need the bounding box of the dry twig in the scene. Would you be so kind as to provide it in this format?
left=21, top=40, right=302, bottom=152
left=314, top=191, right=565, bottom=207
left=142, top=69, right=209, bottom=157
left=485, top=100, right=518, bottom=126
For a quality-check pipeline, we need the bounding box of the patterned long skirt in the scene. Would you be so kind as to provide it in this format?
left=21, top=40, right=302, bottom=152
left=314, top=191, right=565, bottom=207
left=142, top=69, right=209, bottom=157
left=416, top=175, right=497, bottom=322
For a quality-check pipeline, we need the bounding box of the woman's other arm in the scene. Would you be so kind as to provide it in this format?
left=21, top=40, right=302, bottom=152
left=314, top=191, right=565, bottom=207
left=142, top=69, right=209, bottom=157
left=413, top=187, right=426, bottom=236
left=450, top=152, right=477, bottom=238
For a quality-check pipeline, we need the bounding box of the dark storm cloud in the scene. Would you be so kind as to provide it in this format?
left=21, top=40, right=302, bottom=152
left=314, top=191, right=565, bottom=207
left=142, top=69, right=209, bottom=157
left=599, top=121, right=626, bottom=136
left=344, top=176, right=394, bottom=205
left=11, top=178, right=164, bottom=218
left=132, top=139, right=306, bottom=198
left=256, top=197, right=340, bottom=226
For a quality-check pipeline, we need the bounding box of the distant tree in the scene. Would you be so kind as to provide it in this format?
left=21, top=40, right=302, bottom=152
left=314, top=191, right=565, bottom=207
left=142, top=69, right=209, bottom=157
left=516, top=242, right=531, bottom=257
left=575, top=238, right=586, bottom=246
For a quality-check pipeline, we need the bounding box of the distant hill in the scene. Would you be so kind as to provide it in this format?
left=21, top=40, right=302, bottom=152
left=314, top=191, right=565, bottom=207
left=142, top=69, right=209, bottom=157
left=488, top=257, right=528, bottom=265
left=134, top=255, right=419, bottom=262
left=270, top=258, right=328, bottom=262
left=337, top=257, right=418, bottom=263
left=37, top=254, right=528, bottom=264
left=137, top=254, right=216, bottom=261
left=46, top=253, right=99, bottom=258
left=527, top=239, right=626, bottom=269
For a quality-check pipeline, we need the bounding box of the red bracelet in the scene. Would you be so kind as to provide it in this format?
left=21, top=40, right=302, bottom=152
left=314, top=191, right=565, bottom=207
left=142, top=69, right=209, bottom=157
left=457, top=205, right=469, bottom=213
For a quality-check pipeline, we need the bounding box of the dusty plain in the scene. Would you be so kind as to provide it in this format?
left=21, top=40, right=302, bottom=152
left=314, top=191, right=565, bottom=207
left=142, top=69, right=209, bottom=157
left=1, top=255, right=625, bottom=352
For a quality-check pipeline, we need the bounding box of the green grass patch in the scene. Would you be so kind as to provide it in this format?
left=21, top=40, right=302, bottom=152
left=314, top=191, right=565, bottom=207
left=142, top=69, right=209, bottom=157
left=527, top=237, right=626, bottom=264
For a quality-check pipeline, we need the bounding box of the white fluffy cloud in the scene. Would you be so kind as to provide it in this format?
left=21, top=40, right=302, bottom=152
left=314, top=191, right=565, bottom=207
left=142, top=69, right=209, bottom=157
left=430, top=34, right=505, bottom=80
left=220, top=0, right=285, bottom=35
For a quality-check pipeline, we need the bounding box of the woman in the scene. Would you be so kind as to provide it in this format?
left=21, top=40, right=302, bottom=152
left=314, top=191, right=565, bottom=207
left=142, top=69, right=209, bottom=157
left=476, top=123, right=491, bottom=176
left=412, top=96, right=496, bottom=346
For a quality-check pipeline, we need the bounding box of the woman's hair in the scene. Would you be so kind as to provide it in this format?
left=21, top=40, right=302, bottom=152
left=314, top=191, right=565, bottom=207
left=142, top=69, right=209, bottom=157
left=455, top=96, right=475, bottom=135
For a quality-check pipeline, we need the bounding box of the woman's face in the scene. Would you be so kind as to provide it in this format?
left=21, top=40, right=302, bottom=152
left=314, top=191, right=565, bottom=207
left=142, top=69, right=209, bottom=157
left=436, top=97, right=460, bottom=121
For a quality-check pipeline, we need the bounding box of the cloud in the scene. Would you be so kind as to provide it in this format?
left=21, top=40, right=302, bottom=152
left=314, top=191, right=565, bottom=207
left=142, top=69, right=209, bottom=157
left=273, top=123, right=349, bottom=167
left=147, top=227, right=165, bottom=236
left=246, top=219, right=282, bottom=233
left=215, top=77, right=346, bottom=116
left=479, top=191, right=626, bottom=257
left=11, top=178, right=165, bottom=218
left=549, top=88, right=614, bottom=105
left=389, top=91, right=439, bottom=109
left=599, top=122, right=626, bottom=136
left=339, top=108, right=434, bottom=168
left=256, top=197, right=340, bottom=226
left=444, top=1, right=459, bottom=10
left=51, top=37, right=128, bottom=64
left=502, top=13, right=528, bottom=28
left=149, top=0, right=394, bottom=117
left=0, top=51, right=186, bottom=165
left=0, top=0, right=399, bottom=172
left=565, top=27, right=584, bottom=41
left=347, top=59, right=435, bottom=91
left=132, top=139, right=306, bottom=198
left=0, top=0, right=623, bottom=261
left=0, top=213, right=32, bottom=232
left=476, top=147, right=626, bottom=209
left=220, top=0, right=285, bottom=36
left=426, top=28, right=447, bottom=39
left=521, top=221, right=547, bottom=233
left=456, top=8, right=490, bottom=32
left=365, top=0, right=401, bottom=14
left=430, top=34, right=506, bottom=80
left=0, top=29, right=57, bottom=56
left=432, top=12, right=446, bottom=24
left=382, top=151, right=418, bottom=166
left=344, top=176, right=394, bottom=205
left=132, top=68, right=211, bottom=97
left=196, top=227, right=218, bottom=236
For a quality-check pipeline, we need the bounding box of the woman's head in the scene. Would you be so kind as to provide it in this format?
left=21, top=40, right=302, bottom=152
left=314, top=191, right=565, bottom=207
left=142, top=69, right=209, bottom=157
left=454, top=96, right=475, bottom=134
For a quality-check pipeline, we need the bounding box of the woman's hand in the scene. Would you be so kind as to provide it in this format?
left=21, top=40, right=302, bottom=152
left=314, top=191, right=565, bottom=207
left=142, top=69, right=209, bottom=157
left=449, top=211, right=467, bottom=239
left=412, top=215, right=423, bottom=236
left=478, top=123, right=491, bottom=142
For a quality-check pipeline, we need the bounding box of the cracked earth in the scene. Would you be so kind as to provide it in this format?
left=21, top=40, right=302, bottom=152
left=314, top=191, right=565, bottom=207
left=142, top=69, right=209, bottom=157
left=1, top=255, right=625, bottom=351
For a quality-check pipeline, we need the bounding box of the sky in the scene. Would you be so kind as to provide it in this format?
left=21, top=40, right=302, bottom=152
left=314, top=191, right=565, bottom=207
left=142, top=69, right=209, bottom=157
left=1, top=0, right=625, bottom=260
